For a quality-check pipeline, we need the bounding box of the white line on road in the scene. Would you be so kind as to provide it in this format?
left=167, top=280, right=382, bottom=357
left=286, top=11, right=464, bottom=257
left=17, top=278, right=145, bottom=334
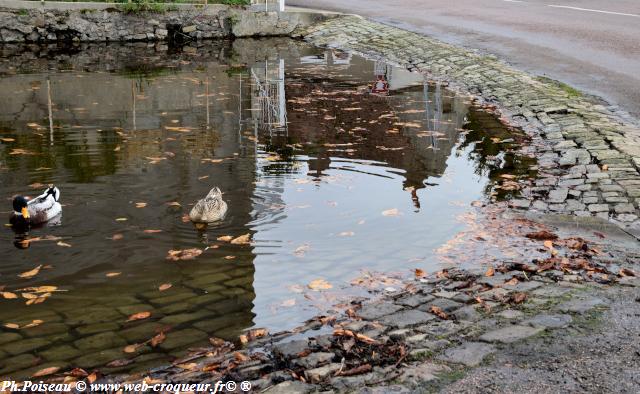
left=503, top=0, right=525, bottom=3
left=547, top=5, right=640, bottom=18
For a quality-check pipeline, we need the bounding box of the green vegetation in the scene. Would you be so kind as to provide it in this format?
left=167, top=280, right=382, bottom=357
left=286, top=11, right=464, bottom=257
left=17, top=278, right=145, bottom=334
left=536, top=76, right=583, bottom=98
left=118, top=0, right=177, bottom=13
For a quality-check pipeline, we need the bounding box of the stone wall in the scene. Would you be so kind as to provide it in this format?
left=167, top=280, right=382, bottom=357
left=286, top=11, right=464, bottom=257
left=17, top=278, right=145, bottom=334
left=0, top=4, right=326, bottom=43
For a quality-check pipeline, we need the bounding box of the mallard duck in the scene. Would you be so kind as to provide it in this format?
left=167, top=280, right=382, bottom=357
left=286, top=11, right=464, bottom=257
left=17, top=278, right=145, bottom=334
left=189, top=187, right=227, bottom=224
left=10, top=186, right=62, bottom=228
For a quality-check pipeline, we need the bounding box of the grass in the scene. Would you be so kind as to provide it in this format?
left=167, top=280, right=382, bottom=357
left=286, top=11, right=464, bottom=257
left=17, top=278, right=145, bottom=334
left=22, top=0, right=249, bottom=4
left=536, top=76, right=582, bottom=98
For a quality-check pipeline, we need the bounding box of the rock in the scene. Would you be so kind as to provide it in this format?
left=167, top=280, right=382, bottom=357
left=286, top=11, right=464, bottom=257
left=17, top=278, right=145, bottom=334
left=401, top=363, right=451, bottom=382
left=358, top=302, right=403, bottom=320
left=39, top=345, right=82, bottom=361
left=425, top=298, right=463, bottom=313
left=379, top=309, right=435, bottom=328
left=523, top=314, right=572, bottom=329
left=158, top=328, right=207, bottom=351
left=496, top=309, right=525, bottom=319
left=438, top=342, right=496, bottom=367
left=292, top=352, right=335, bottom=369
left=304, top=363, right=342, bottom=384
left=452, top=305, right=482, bottom=322
left=548, top=188, right=568, bottom=203
left=273, top=339, right=309, bottom=359
left=502, top=280, right=544, bottom=292
left=3, top=337, right=50, bottom=356
left=479, top=325, right=544, bottom=343
left=182, top=25, right=197, bottom=33
left=0, top=332, right=22, bottom=345
left=556, top=297, right=606, bottom=313
left=395, top=293, right=435, bottom=307
left=588, top=204, right=610, bottom=212
left=74, top=332, right=127, bottom=351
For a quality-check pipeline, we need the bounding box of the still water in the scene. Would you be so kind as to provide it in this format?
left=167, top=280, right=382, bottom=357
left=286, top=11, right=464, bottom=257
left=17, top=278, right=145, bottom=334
left=0, top=39, right=533, bottom=376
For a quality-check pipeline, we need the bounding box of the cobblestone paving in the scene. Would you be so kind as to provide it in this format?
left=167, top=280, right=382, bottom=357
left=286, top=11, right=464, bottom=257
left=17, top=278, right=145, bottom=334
left=294, top=16, right=640, bottom=235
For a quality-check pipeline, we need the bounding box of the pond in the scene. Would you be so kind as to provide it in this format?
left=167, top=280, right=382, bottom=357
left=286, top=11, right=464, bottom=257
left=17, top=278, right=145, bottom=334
left=0, top=39, right=535, bottom=377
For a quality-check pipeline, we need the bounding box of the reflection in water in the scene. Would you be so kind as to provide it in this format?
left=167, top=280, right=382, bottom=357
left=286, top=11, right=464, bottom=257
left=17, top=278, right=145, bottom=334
left=0, top=40, right=533, bottom=377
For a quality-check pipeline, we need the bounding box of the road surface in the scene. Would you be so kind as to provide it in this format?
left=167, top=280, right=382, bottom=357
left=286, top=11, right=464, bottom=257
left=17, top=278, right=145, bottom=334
left=289, top=0, right=640, bottom=120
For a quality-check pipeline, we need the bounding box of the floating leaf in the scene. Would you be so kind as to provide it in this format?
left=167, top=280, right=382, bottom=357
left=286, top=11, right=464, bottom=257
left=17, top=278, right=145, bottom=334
left=166, top=248, right=202, bottom=261
left=281, top=299, right=296, bottom=307
left=230, top=233, right=251, bottom=245
left=115, top=218, right=128, bottom=222
left=158, top=283, right=172, bottom=291
left=338, top=231, right=355, bottom=237
left=32, top=366, right=60, bottom=377
left=18, top=265, right=42, bottom=279
left=56, top=241, right=72, bottom=248
left=4, top=323, right=20, bottom=329
left=143, top=229, right=162, bottom=234
left=1, top=292, right=18, bottom=299
left=150, top=332, right=166, bottom=347
left=123, top=343, right=142, bottom=353
left=308, top=279, right=332, bottom=291
left=217, top=235, right=233, bottom=242
left=111, top=234, right=124, bottom=241
left=414, top=269, right=426, bottom=278
left=22, top=319, right=44, bottom=328
left=106, top=272, right=121, bottom=278
left=525, top=231, right=558, bottom=240
left=135, top=202, right=147, bottom=208
left=126, top=311, right=151, bottom=322
left=234, top=352, right=250, bottom=362
left=382, top=208, right=400, bottom=217
left=176, top=363, right=197, bottom=371
left=294, top=244, right=310, bottom=257
left=485, top=266, right=495, bottom=277
left=165, top=202, right=181, bottom=207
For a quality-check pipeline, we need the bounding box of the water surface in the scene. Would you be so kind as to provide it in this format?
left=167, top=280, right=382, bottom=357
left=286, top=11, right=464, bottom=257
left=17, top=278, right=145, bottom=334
left=0, top=39, right=534, bottom=376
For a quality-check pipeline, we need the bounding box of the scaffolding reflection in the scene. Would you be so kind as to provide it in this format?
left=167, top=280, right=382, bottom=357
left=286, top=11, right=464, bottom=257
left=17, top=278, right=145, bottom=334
left=242, top=59, right=288, bottom=139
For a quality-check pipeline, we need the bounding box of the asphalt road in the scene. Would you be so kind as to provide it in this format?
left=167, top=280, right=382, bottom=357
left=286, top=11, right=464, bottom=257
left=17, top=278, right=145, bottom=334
left=289, top=0, right=640, bottom=120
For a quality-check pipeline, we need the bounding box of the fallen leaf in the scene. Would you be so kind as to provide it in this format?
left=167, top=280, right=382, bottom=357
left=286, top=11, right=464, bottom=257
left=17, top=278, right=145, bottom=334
left=543, top=240, right=554, bottom=250
left=485, top=266, right=495, bottom=277
left=308, top=279, right=332, bottom=291
left=510, top=292, right=527, bottom=304
left=619, top=268, right=636, bottom=277
left=382, top=208, right=400, bottom=217
left=123, top=344, right=142, bottom=353
left=234, top=352, right=250, bottom=362
left=338, top=231, right=355, bottom=237
left=429, top=306, right=449, bottom=320
left=281, top=299, right=296, bottom=307
left=166, top=248, right=202, bottom=261
left=150, top=332, right=166, bottom=347
left=106, top=272, right=121, bottom=278
left=143, top=229, right=163, bottom=234
left=18, top=265, right=42, bottom=279
left=56, top=241, right=72, bottom=247
left=135, top=202, right=147, bottom=208
left=115, top=217, right=128, bottom=222
left=217, top=235, right=233, bottom=242
left=414, top=269, right=426, bottom=278
left=111, top=234, right=124, bottom=241
left=525, top=230, right=558, bottom=240
left=4, top=323, right=20, bottom=329
left=176, top=363, right=197, bottom=371
left=230, top=233, right=251, bottom=245
left=166, top=201, right=181, bottom=207
left=87, top=372, right=98, bottom=383
left=504, top=277, right=519, bottom=286
left=1, top=291, right=18, bottom=299
left=106, top=359, right=133, bottom=368
left=158, top=283, right=172, bottom=291
left=32, top=366, right=60, bottom=377
left=126, top=311, right=151, bottom=322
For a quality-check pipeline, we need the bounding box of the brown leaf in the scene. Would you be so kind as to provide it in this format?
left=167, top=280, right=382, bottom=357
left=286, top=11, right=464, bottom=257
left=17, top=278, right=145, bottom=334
left=525, top=231, right=558, bottom=240
left=158, top=283, right=172, bottom=291
left=504, top=278, right=519, bottom=286
left=485, top=266, right=495, bottom=277
left=510, top=292, right=527, bottom=304
left=308, top=279, right=332, bottom=291
left=429, top=306, right=449, bottom=320
left=111, top=234, right=124, bottom=241
left=150, top=332, right=166, bottom=347
left=32, top=366, right=60, bottom=377
left=216, top=235, right=233, bottom=242
left=414, top=268, right=426, bottom=278
left=239, top=334, right=248, bottom=345
left=209, top=337, right=227, bottom=347
left=126, top=311, right=151, bottom=322
left=18, top=265, right=42, bottom=279
left=230, top=233, right=251, bottom=245
left=543, top=240, right=554, bottom=250
left=176, top=363, right=198, bottom=371
left=1, top=291, right=18, bottom=299
left=143, top=229, right=163, bottom=234
left=106, top=272, right=121, bottom=278
left=619, top=268, right=636, bottom=277
left=166, top=248, right=203, bottom=261
left=336, top=364, right=372, bottom=377
left=87, top=372, right=98, bottom=383
left=123, top=343, right=142, bottom=353
left=355, top=333, right=379, bottom=344
left=4, top=323, right=20, bottom=329
left=135, top=202, right=147, bottom=208
left=106, top=359, right=133, bottom=368
left=234, top=352, right=250, bottom=362
left=56, top=241, right=72, bottom=248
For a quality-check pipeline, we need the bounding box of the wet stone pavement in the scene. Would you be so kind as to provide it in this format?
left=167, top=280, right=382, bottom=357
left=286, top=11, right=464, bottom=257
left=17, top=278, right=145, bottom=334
left=295, top=16, right=640, bottom=236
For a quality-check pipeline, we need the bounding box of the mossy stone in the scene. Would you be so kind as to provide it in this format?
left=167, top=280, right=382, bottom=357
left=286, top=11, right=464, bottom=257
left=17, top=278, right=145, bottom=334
left=75, top=322, right=121, bottom=336
left=119, top=322, right=163, bottom=342
left=74, top=332, right=127, bottom=351
left=116, top=304, right=156, bottom=316
left=3, top=337, right=50, bottom=355
left=38, top=344, right=82, bottom=361
left=62, top=306, right=124, bottom=325
left=22, top=322, right=70, bottom=338
left=158, top=328, right=207, bottom=351
left=0, top=353, right=39, bottom=375
left=0, top=332, right=22, bottom=345
left=158, top=309, right=211, bottom=326
left=73, top=348, right=126, bottom=369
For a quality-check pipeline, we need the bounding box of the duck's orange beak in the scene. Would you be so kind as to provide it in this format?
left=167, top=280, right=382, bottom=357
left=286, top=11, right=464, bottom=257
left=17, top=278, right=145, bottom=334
left=21, top=207, right=29, bottom=219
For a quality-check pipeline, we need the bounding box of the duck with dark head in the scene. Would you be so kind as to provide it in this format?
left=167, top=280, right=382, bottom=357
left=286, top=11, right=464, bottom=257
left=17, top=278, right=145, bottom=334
left=10, top=186, right=62, bottom=232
